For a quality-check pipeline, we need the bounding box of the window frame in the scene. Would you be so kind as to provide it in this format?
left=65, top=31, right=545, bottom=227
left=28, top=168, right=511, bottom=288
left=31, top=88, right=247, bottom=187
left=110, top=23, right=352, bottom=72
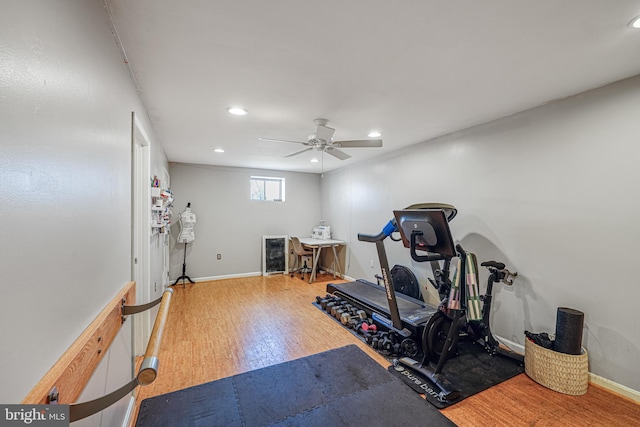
left=250, top=175, right=285, bottom=202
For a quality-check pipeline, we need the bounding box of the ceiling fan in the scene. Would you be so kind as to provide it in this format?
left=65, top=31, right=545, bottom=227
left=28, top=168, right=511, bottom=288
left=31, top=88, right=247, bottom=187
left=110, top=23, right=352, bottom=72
left=259, top=118, right=383, bottom=160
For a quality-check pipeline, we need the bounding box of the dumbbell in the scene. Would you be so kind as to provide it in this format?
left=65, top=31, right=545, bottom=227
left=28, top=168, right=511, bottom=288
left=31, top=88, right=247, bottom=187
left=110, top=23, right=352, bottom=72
left=364, top=332, right=374, bottom=344
left=317, top=295, right=335, bottom=309
left=330, top=301, right=348, bottom=317
left=358, top=322, right=377, bottom=333
left=370, top=337, right=379, bottom=350
left=393, top=343, right=402, bottom=355
left=340, top=312, right=351, bottom=325
left=347, top=318, right=360, bottom=329
left=379, top=336, right=393, bottom=353
left=326, top=300, right=344, bottom=314
left=331, top=303, right=345, bottom=317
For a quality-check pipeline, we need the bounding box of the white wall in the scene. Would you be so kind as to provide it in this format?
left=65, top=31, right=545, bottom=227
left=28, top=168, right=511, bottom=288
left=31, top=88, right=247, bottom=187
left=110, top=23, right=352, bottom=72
left=0, top=1, right=167, bottom=425
left=321, top=76, right=640, bottom=392
left=168, top=163, right=322, bottom=280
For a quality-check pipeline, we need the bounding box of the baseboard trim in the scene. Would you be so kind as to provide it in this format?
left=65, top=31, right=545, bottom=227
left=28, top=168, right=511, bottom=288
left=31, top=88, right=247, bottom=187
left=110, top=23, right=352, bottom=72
left=291, top=266, right=355, bottom=283
left=179, top=269, right=351, bottom=285
left=589, top=373, right=640, bottom=403
left=495, top=335, right=525, bottom=354
left=171, top=272, right=262, bottom=284
left=495, top=336, right=640, bottom=402
left=311, top=266, right=350, bottom=282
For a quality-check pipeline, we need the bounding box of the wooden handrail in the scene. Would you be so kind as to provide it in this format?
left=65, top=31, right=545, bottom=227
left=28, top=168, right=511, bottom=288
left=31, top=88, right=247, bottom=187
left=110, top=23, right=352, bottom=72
left=22, top=281, right=136, bottom=405
left=67, top=288, right=174, bottom=422
left=22, top=282, right=175, bottom=423
left=136, top=288, right=173, bottom=385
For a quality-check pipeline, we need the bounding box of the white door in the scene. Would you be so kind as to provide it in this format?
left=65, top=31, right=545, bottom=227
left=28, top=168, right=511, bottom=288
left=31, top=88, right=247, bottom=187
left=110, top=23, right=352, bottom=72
left=132, top=112, right=151, bottom=355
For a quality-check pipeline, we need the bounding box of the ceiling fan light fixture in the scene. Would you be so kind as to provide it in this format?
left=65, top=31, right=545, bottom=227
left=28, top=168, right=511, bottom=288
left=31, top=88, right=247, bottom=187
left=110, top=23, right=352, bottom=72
left=368, top=131, right=382, bottom=138
left=226, top=107, right=248, bottom=115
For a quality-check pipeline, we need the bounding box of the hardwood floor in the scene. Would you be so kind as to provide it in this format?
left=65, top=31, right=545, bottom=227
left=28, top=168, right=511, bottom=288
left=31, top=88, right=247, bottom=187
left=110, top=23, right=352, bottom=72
left=133, top=275, right=640, bottom=426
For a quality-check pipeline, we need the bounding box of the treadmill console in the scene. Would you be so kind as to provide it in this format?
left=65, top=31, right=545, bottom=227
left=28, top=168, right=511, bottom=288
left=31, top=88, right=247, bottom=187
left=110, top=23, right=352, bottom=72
left=393, top=209, right=456, bottom=258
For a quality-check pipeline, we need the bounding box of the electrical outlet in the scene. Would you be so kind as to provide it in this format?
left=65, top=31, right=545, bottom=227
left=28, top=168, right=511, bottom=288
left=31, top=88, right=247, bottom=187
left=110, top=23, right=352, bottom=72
left=217, top=254, right=221, bottom=260
left=370, top=259, right=374, bottom=268
left=154, top=282, right=157, bottom=292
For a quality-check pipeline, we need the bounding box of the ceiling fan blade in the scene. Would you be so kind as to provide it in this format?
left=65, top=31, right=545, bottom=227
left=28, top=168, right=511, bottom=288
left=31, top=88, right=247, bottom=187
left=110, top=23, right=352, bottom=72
left=325, top=147, right=351, bottom=160
left=285, top=147, right=314, bottom=157
left=315, top=124, right=335, bottom=143
left=259, top=137, right=306, bottom=145
left=334, top=139, right=383, bottom=148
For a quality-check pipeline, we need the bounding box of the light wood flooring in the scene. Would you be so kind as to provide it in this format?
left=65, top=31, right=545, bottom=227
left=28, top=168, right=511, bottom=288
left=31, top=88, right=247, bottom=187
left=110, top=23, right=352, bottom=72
left=132, top=274, right=640, bottom=426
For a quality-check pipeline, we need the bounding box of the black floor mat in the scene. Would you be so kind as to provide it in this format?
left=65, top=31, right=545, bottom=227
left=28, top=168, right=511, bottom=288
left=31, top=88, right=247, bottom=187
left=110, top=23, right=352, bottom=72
left=136, top=345, right=456, bottom=427
left=313, top=302, right=524, bottom=409
left=388, top=340, right=524, bottom=408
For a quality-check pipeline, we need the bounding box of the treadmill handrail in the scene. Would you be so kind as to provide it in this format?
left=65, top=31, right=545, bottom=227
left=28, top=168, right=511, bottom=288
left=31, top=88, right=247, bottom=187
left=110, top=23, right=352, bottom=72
left=358, top=219, right=396, bottom=242
left=356, top=218, right=408, bottom=334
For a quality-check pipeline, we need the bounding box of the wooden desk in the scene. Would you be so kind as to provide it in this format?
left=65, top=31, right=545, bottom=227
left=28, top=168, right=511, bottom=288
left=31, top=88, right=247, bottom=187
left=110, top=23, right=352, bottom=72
left=298, top=238, right=346, bottom=283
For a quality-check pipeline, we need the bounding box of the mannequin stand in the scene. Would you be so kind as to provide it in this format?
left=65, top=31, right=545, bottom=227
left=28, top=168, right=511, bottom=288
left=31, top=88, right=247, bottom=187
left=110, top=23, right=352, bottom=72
left=173, top=242, right=195, bottom=287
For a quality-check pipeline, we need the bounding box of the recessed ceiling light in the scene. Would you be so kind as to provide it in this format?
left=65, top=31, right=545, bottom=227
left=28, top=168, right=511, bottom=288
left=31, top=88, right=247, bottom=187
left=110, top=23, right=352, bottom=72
left=213, top=148, right=225, bottom=153
left=226, top=107, right=248, bottom=115
left=629, top=15, right=640, bottom=28
left=310, top=158, right=319, bottom=163
left=368, top=131, right=382, bottom=138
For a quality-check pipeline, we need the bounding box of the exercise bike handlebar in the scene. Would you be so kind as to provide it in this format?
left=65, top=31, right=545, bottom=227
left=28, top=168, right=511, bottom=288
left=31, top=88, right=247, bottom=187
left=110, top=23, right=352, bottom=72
left=357, top=219, right=397, bottom=243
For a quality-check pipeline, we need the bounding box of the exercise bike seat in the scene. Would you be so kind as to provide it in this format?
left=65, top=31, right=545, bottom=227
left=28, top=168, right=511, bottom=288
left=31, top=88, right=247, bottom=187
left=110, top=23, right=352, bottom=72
left=480, top=261, right=505, bottom=270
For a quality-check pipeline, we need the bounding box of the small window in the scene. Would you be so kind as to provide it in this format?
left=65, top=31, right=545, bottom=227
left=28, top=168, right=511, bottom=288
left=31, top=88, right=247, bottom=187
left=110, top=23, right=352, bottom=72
left=250, top=176, right=285, bottom=201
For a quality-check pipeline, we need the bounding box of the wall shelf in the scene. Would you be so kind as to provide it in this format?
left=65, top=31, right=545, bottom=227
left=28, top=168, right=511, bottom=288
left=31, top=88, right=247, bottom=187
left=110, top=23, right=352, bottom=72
left=151, top=182, right=173, bottom=235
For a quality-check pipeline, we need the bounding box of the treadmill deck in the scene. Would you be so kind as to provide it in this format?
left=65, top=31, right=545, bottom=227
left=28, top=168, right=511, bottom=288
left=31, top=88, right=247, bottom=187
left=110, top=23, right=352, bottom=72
left=327, top=280, right=437, bottom=327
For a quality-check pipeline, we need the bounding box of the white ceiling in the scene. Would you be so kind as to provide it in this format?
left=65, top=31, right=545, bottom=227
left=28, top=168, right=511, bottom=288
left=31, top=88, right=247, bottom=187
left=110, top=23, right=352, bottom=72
left=106, top=1, right=640, bottom=173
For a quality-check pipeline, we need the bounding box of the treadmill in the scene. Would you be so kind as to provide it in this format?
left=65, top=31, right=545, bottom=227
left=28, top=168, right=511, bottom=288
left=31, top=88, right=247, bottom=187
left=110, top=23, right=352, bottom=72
left=327, top=279, right=437, bottom=338
left=326, top=204, right=457, bottom=341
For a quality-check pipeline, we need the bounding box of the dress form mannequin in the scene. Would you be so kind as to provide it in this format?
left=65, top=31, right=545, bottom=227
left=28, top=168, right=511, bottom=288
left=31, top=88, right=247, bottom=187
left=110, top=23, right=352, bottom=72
left=173, top=203, right=196, bottom=286
left=177, top=205, right=196, bottom=244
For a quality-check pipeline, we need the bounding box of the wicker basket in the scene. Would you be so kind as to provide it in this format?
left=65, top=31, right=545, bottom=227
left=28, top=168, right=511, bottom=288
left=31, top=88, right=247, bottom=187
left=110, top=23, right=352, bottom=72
left=524, top=338, right=589, bottom=395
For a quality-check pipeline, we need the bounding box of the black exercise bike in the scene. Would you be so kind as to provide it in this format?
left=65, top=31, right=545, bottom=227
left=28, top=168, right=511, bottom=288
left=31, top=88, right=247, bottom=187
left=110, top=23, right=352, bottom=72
left=356, top=204, right=522, bottom=401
